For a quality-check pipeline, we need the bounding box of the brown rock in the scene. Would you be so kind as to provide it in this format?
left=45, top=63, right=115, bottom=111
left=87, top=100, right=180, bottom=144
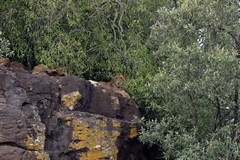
left=0, top=67, right=144, bottom=160
left=45, top=112, right=142, bottom=160
left=0, top=146, right=29, bottom=160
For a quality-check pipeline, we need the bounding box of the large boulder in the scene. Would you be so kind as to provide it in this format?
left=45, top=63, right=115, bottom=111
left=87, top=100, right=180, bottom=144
left=0, top=66, right=143, bottom=160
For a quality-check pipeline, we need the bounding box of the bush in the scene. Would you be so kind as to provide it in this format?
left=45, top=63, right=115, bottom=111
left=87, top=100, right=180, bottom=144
left=0, top=31, right=14, bottom=57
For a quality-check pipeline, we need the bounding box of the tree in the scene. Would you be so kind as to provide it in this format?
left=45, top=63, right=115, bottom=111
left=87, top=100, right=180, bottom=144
left=2, top=0, right=239, bottom=158
left=0, top=0, right=159, bottom=79
left=139, top=0, right=240, bottom=159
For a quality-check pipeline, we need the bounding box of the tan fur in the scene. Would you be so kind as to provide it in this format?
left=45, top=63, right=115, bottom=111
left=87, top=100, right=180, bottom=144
left=32, top=64, right=67, bottom=76
left=90, top=74, right=130, bottom=99
left=4, top=70, right=15, bottom=75
left=49, top=67, right=67, bottom=76
left=0, top=57, right=10, bottom=66
left=32, top=64, right=51, bottom=75
left=115, top=89, right=130, bottom=99
left=56, top=67, right=67, bottom=76
left=10, top=61, right=24, bottom=69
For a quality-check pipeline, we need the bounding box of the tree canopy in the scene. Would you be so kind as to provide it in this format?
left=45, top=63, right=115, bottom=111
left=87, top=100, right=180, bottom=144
left=0, top=0, right=239, bottom=159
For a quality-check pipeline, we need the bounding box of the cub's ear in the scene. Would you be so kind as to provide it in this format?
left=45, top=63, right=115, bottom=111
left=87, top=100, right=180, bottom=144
left=123, top=74, right=128, bottom=79
left=111, top=74, right=117, bottom=79
left=111, top=73, right=128, bottom=79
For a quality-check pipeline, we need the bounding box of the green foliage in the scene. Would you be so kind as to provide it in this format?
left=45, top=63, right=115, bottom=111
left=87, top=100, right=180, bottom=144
left=149, top=0, right=238, bottom=54
left=0, top=0, right=159, bottom=78
left=139, top=46, right=239, bottom=159
left=137, top=0, right=240, bottom=159
left=0, top=31, right=14, bottom=57
left=1, top=0, right=240, bottom=159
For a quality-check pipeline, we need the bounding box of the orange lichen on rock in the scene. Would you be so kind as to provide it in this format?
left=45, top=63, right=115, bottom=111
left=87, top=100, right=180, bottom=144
left=66, top=116, right=121, bottom=160
left=26, top=151, right=50, bottom=160
left=24, top=134, right=44, bottom=150
left=112, top=121, right=121, bottom=128
left=99, top=117, right=107, bottom=127
left=23, top=122, right=49, bottom=160
left=24, top=123, right=46, bottom=151
left=129, top=125, right=138, bottom=138
left=34, top=151, right=50, bottom=160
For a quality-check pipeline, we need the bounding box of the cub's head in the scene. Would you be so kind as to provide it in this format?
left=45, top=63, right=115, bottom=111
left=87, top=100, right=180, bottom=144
left=32, top=64, right=51, bottom=75
left=112, top=74, right=128, bottom=88
left=0, top=57, right=10, bottom=66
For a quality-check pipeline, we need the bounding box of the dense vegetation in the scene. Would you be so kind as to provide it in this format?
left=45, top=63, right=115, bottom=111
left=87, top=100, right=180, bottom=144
left=1, top=0, right=239, bottom=159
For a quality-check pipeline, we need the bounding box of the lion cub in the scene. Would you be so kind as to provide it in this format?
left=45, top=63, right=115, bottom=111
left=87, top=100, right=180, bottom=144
left=0, top=57, right=10, bottom=66
left=32, top=64, right=51, bottom=75
left=32, top=64, right=67, bottom=76
left=0, top=57, right=25, bottom=69
left=89, top=74, right=130, bottom=99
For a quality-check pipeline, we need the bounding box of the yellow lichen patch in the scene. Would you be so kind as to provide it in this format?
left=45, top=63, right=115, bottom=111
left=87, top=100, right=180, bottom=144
left=129, top=125, right=138, bottom=138
left=24, top=134, right=44, bottom=150
left=97, top=117, right=107, bottom=127
left=26, top=151, right=50, bottom=160
left=111, top=131, right=120, bottom=141
left=80, top=149, right=105, bottom=160
left=66, top=121, right=71, bottom=126
left=65, top=116, right=73, bottom=126
left=65, top=116, right=73, bottom=121
left=69, top=120, right=90, bottom=149
left=69, top=119, right=107, bottom=150
left=34, top=151, right=50, bottom=160
left=111, top=96, right=119, bottom=105
left=112, top=121, right=121, bottom=128
left=67, top=117, right=120, bottom=159
left=24, top=124, right=46, bottom=150
left=61, top=91, right=81, bottom=110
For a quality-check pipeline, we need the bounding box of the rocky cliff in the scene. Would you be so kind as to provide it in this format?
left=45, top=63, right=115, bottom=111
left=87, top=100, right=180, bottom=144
left=0, top=66, right=144, bottom=160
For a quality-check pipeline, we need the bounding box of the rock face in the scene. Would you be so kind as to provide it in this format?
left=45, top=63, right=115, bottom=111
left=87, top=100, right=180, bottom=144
left=0, top=66, right=143, bottom=160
